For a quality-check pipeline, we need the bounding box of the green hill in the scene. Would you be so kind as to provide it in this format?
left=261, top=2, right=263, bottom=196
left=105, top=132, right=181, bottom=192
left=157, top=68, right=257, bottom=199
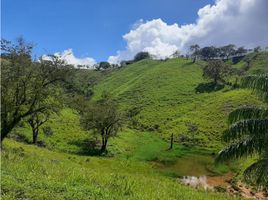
left=93, top=57, right=263, bottom=149
left=2, top=52, right=267, bottom=199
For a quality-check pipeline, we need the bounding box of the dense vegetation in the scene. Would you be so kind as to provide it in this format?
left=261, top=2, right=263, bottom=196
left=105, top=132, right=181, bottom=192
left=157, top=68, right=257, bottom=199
left=1, top=39, right=268, bottom=199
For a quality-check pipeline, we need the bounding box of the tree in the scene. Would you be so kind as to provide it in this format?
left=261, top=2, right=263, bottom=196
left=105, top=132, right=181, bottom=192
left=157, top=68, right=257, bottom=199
left=189, top=44, right=200, bottom=63
left=217, top=74, right=268, bottom=187
left=220, top=44, right=236, bottom=60
left=96, top=61, right=111, bottom=70
left=235, top=47, right=247, bottom=56
left=1, top=38, right=71, bottom=142
left=202, top=60, right=232, bottom=84
left=199, top=46, right=217, bottom=60
left=254, top=46, right=261, bottom=52
left=80, top=94, right=122, bottom=153
left=28, top=111, right=49, bottom=144
left=134, top=52, right=151, bottom=62
left=171, top=50, right=180, bottom=58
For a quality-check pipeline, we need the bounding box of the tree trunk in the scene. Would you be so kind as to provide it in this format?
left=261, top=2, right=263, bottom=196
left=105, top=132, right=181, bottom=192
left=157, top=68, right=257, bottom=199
left=33, top=130, right=38, bottom=144
left=1, top=120, right=19, bottom=142
left=1, top=127, right=10, bottom=142
left=214, top=77, right=218, bottom=85
left=169, top=133, right=174, bottom=150
left=101, top=137, right=108, bottom=152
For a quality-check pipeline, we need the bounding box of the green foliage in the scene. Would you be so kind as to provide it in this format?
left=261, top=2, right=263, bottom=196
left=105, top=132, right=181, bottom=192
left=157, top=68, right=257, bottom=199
left=1, top=38, right=71, bottom=141
left=217, top=75, right=268, bottom=186
left=241, top=74, right=268, bottom=101
left=97, top=61, right=111, bottom=70
left=81, top=94, right=123, bottom=152
left=134, top=52, right=151, bottom=62
left=203, top=60, right=232, bottom=84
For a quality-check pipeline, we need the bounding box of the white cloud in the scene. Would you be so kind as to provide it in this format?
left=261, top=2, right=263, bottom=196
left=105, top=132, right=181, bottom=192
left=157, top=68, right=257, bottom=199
left=108, top=0, right=268, bottom=63
left=43, top=49, right=96, bottom=69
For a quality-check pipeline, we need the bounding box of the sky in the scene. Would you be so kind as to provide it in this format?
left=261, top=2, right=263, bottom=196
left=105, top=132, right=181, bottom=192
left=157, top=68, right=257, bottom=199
left=2, top=0, right=268, bottom=66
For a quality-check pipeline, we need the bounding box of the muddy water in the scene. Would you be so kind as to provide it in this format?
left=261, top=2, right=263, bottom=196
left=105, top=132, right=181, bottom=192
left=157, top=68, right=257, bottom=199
left=152, top=154, right=267, bottom=199
left=151, top=153, right=235, bottom=187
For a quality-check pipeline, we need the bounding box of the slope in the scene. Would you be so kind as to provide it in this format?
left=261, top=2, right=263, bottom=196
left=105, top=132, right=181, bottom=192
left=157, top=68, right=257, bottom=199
left=93, top=57, right=263, bottom=149
left=1, top=139, right=242, bottom=200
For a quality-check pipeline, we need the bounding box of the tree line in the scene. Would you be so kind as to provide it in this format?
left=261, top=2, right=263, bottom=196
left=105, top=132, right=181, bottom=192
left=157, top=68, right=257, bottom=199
left=189, top=44, right=264, bottom=62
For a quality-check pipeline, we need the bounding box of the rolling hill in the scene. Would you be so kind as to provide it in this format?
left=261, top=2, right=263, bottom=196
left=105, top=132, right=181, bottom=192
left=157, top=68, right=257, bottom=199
left=2, top=52, right=267, bottom=199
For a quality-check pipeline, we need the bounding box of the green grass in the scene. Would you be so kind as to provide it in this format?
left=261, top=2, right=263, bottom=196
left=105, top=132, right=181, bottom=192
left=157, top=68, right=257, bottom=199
left=11, top=108, right=91, bottom=154
left=93, top=58, right=263, bottom=149
left=234, top=51, right=268, bottom=74
left=2, top=54, right=267, bottom=199
left=1, top=140, right=242, bottom=200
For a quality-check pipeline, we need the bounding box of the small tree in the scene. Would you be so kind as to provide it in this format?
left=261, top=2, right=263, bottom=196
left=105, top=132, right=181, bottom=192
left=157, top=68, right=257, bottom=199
left=235, top=47, right=247, bottom=56
left=28, top=111, right=49, bottom=144
left=203, top=60, right=231, bottom=84
left=96, top=61, right=111, bottom=70
left=134, top=52, right=151, bottom=62
left=254, top=46, right=261, bottom=52
left=189, top=44, right=200, bottom=63
left=81, top=94, right=122, bottom=153
left=221, top=44, right=236, bottom=60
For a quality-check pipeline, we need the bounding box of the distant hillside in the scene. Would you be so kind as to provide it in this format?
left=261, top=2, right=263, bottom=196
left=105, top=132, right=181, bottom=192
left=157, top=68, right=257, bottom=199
left=234, top=51, right=268, bottom=74
left=93, top=56, right=265, bottom=149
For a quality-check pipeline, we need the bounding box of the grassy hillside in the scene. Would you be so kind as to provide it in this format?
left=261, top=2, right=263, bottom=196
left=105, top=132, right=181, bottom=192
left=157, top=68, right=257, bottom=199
left=233, top=51, right=268, bottom=74
left=2, top=53, right=267, bottom=199
left=1, top=140, right=242, bottom=200
left=93, top=57, right=263, bottom=149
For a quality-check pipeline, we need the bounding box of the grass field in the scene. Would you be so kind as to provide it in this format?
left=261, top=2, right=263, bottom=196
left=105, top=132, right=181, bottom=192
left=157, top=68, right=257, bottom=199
left=1, top=140, right=242, bottom=200
left=2, top=52, right=267, bottom=199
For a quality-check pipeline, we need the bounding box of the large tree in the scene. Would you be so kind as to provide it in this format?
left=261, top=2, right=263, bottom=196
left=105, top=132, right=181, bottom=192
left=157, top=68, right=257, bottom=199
left=80, top=94, right=122, bottom=153
left=1, top=38, right=71, bottom=142
left=217, top=74, right=268, bottom=187
left=200, top=46, right=218, bottom=60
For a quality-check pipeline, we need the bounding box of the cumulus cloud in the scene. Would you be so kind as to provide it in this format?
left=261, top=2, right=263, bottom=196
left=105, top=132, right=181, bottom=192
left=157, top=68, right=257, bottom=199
left=108, top=0, right=268, bottom=63
left=42, top=49, right=96, bottom=69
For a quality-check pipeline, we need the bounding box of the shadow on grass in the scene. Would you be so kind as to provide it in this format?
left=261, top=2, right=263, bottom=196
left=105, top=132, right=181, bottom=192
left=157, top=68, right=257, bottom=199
left=68, top=139, right=105, bottom=156
left=195, top=82, right=224, bottom=93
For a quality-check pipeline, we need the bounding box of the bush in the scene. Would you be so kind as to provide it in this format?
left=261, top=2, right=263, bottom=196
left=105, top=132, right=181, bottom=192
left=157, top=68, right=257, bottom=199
left=134, top=52, right=151, bottom=62
left=42, top=126, right=53, bottom=136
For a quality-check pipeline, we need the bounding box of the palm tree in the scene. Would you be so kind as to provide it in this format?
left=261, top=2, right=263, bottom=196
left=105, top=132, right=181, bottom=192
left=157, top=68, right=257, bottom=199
left=217, top=74, right=268, bottom=187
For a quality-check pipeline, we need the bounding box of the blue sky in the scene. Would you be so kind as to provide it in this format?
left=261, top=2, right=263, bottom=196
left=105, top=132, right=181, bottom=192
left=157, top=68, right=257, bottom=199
left=2, top=0, right=214, bottom=62
left=2, top=0, right=268, bottom=65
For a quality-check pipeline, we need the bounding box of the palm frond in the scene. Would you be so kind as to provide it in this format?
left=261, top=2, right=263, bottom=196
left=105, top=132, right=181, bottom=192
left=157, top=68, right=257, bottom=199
left=241, top=74, right=268, bottom=102
left=216, top=138, right=256, bottom=162
left=223, top=119, right=268, bottom=142
left=244, top=158, right=268, bottom=186
left=228, top=106, right=268, bottom=124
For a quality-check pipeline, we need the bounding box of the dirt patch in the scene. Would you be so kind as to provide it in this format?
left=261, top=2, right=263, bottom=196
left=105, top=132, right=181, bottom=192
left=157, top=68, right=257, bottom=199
left=207, top=172, right=233, bottom=187
left=227, top=181, right=267, bottom=200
